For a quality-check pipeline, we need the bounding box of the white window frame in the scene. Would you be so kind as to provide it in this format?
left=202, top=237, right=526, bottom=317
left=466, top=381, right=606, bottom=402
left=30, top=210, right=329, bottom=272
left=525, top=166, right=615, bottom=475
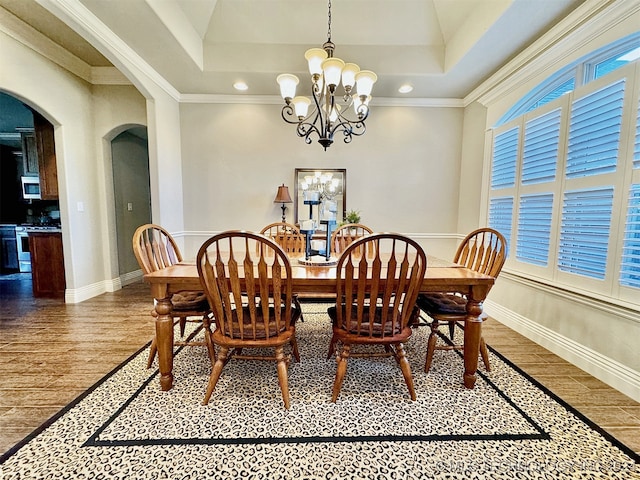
left=488, top=62, right=640, bottom=309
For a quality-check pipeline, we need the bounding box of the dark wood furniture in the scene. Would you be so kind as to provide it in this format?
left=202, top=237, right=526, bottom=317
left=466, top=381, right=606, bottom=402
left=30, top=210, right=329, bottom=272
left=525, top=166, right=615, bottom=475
left=327, top=233, right=427, bottom=402
left=33, top=112, right=58, bottom=200
left=416, top=228, right=507, bottom=373
left=132, top=224, right=210, bottom=368
left=143, top=253, right=495, bottom=392
left=28, top=231, right=65, bottom=298
left=197, top=231, right=301, bottom=409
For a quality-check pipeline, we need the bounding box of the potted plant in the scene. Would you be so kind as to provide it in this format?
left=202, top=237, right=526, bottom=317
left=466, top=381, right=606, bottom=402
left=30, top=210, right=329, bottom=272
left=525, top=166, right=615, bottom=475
left=344, top=209, right=361, bottom=225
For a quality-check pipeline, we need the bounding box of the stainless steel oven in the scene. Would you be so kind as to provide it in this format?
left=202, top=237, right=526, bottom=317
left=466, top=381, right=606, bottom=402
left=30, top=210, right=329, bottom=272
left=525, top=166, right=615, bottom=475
left=15, top=226, right=31, bottom=272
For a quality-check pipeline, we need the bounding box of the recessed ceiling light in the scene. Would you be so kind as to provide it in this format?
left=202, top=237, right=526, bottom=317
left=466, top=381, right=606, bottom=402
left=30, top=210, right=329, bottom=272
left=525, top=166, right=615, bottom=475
left=398, top=84, right=413, bottom=94
left=233, top=81, right=248, bottom=91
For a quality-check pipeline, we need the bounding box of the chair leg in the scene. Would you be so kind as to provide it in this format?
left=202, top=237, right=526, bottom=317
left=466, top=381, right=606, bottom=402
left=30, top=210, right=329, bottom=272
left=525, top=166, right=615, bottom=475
left=326, top=333, right=338, bottom=359
left=331, top=344, right=351, bottom=402
left=480, top=336, right=491, bottom=371
left=395, top=343, right=416, bottom=401
left=147, top=336, right=158, bottom=369
left=424, top=319, right=440, bottom=373
left=204, top=328, right=217, bottom=362
left=275, top=345, right=291, bottom=410
left=179, top=316, right=187, bottom=338
left=448, top=320, right=456, bottom=340
left=203, top=346, right=229, bottom=405
left=290, top=337, right=300, bottom=363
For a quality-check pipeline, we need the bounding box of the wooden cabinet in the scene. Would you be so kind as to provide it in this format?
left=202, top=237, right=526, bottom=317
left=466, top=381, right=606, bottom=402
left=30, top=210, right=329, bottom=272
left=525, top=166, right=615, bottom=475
left=19, top=130, right=39, bottom=176
left=28, top=232, right=65, bottom=298
left=34, top=112, right=58, bottom=200
left=16, top=114, right=58, bottom=200
left=0, top=226, right=19, bottom=272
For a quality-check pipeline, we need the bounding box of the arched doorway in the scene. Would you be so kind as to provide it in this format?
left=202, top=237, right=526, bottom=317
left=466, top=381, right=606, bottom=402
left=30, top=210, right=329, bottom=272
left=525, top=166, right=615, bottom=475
left=0, top=92, right=61, bottom=297
left=110, top=126, right=151, bottom=282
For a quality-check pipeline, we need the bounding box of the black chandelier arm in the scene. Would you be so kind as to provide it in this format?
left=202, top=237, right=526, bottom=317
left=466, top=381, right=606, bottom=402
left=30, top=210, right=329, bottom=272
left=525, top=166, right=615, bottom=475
left=280, top=104, right=301, bottom=125
left=311, top=86, right=329, bottom=139
left=296, top=121, right=322, bottom=145
left=328, top=118, right=367, bottom=144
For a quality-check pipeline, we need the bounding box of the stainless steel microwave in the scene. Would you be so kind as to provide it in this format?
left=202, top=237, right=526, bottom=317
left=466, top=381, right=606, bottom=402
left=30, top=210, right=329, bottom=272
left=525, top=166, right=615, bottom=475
left=21, top=176, right=41, bottom=200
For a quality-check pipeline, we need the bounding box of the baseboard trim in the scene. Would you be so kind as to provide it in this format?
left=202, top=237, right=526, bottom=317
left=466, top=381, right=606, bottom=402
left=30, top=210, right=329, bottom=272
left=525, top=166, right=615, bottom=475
left=484, top=299, right=640, bottom=402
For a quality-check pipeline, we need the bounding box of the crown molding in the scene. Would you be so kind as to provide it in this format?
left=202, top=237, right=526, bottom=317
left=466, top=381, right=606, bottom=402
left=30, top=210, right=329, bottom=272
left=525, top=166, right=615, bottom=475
left=179, top=93, right=464, bottom=108
left=90, top=66, right=131, bottom=85
left=36, top=0, right=179, bottom=100
left=0, top=6, right=92, bottom=82
left=467, top=0, right=640, bottom=107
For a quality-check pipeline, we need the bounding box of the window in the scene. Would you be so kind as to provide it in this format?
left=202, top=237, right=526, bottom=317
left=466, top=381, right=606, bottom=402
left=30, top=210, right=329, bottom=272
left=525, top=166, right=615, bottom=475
left=491, top=128, right=518, bottom=189
left=488, top=35, right=640, bottom=306
left=566, top=80, right=625, bottom=179
left=497, top=33, right=639, bottom=126
left=489, top=196, right=514, bottom=255
left=620, top=184, right=640, bottom=288
left=516, top=194, right=554, bottom=266
left=522, top=109, right=561, bottom=184
left=558, top=188, right=614, bottom=279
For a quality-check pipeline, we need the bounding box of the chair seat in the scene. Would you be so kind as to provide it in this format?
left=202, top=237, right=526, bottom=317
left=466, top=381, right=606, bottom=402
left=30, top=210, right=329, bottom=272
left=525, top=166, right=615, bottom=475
left=328, top=305, right=405, bottom=337
left=220, top=304, right=301, bottom=339
left=416, top=292, right=466, bottom=315
left=171, top=291, right=209, bottom=311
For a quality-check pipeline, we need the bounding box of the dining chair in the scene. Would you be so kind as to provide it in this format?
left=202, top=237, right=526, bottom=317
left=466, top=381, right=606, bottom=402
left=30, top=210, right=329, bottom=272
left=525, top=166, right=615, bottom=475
left=415, top=227, right=507, bottom=373
left=259, top=222, right=306, bottom=256
left=330, top=223, right=373, bottom=256
left=132, top=224, right=212, bottom=368
left=327, top=233, right=427, bottom=402
left=196, top=231, right=301, bottom=409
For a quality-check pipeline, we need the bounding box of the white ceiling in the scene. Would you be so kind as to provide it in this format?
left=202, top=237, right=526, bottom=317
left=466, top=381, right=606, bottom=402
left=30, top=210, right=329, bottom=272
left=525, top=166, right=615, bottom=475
left=0, top=0, right=583, bottom=99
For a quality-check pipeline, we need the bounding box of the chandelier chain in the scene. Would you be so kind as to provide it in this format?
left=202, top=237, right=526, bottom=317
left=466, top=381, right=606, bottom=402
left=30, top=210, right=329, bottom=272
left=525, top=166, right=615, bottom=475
left=276, top=0, right=376, bottom=150
left=327, top=0, right=332, bottom=42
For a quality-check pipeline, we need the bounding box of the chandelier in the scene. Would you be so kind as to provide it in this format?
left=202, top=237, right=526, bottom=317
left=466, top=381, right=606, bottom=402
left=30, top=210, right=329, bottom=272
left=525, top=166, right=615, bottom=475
left=276, top=0, right=377, bottom=150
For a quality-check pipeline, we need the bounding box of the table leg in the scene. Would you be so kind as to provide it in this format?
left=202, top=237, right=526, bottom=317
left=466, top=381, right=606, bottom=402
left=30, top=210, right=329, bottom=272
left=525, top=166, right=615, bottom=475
left=463, top=286, right=488, bottom=389
left=154, top=295, right=175, bottom=391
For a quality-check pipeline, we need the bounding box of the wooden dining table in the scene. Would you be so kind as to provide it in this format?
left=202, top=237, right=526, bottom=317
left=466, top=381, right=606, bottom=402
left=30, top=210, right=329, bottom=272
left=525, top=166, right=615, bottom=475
left=143, top=255, right=495, bottom=392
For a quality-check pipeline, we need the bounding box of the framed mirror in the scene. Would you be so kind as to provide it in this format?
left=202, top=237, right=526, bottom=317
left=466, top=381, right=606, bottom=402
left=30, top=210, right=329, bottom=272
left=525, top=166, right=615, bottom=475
left=294, top=168, right=346, bottom=229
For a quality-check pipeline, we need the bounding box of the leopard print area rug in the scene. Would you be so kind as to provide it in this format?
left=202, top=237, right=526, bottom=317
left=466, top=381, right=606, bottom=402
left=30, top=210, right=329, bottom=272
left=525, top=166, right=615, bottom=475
left=1, top=303, right=638, bottom=479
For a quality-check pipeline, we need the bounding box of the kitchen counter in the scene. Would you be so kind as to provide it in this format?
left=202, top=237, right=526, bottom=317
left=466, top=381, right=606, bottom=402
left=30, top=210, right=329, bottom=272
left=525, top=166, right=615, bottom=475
left=23, top=224, right=62, bottom=233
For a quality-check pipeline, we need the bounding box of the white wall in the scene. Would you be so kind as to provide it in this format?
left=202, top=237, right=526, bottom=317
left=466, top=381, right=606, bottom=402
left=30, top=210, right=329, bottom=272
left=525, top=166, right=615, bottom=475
left=178, top=101, right=465, bottom=259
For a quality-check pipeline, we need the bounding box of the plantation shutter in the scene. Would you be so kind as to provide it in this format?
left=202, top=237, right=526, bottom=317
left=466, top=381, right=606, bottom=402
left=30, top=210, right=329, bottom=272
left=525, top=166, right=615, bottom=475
left=491, top=127, right=518, bottom=189
left=516, top=194, right=554, bottom=266
left=489, top=196, right=514, bottom=256
left=522, top=109, right=561, bottom=184
left=566, top=80, right=625, bottom=178
left=620, top=184, right=640, bottom=288
left=558, top=188, right=614, bottom=279
left=634, top=97, right=640, bottom=169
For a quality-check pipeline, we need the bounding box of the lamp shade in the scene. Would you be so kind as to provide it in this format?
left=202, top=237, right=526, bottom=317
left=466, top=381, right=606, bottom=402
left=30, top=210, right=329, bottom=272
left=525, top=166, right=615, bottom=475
left=274, top=184, right=293, bottom=203
left=355, top=70, right=377, bottom=96
left=292, top=96, right=311, bottom=118
left=322, top=57, right=345, bottom=87
left=341, top=63, right=360, bottom=90
left=305, top=48, right=328, bottom=76
left=276, top=74, right=299, bottom=100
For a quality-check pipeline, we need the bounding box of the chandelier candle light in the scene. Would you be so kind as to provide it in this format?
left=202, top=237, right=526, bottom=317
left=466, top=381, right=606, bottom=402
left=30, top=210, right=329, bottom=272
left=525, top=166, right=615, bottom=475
left=277, top=0, right=377, bottom=150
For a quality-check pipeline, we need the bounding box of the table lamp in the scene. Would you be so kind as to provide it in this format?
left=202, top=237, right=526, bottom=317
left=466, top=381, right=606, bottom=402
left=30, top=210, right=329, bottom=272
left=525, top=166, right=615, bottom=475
left=273, top=184, right=293, bottom=222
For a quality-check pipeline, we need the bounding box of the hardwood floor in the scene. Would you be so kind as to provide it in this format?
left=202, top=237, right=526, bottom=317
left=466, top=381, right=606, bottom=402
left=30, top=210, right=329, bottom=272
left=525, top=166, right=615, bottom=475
left=1, top=273, right=639, bottom=458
